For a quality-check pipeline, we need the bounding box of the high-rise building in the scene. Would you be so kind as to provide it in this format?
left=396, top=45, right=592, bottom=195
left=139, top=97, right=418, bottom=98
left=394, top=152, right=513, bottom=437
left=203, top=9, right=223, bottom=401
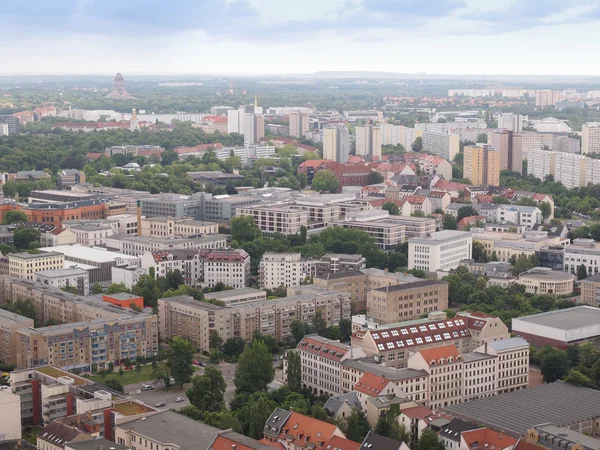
left=408, top=230, right=472, bottom=272
left=463, top=144, right=500, bottom=186
left=289, top=111, right=310, bottom=138
left=242, top=113, right=264, bottom=144
left=535, top=90, right=561, bottom=107
left=489, top=130, right=522, bottom=172
left=421, top=131, right=460, bottom=161
left=497, top=113, right=524, bottom=132
left=0, top=115, right=21, bottom=135
left=355, top=121, right=382, bottom=158
left=323, top=125, right=350, bottom=162
left=582, top=122, right=600, bottom=154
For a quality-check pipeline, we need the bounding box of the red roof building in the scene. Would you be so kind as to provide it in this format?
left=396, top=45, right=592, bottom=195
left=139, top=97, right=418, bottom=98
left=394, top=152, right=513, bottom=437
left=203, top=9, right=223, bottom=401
left=460, top=428, right=517, bottom=450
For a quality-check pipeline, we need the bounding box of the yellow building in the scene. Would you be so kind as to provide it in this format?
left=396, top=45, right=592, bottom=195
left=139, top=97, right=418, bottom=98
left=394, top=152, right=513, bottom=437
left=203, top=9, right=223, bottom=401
left=8, top=252, right=64, bottom=280
left=463, top=145, right=500, bottom=187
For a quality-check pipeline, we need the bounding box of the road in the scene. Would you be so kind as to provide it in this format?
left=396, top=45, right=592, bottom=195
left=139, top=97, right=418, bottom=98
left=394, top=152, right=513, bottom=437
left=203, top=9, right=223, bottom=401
left=125, top=360, right=284, bottom=408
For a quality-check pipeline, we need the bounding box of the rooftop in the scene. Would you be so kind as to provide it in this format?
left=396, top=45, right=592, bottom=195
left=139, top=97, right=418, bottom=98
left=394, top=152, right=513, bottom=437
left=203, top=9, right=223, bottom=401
left=36, top=366, right=89, bottom=385
left=35, top=267, right=88, bottom=278
left=112, top=400, right=156, bottom=417
left=439, top=418, right=480, bottom=441
left=9, top=251, right=63, bottom=260
left=409, top=230, right=471, bottom=244
left=359, top=431, right=403, bottom=450
left=512, top=306, right=600, bottom=331
left=533, top=424, right=600, bottom=450
left=461, top=428, right=518, bottom=450
left=443, top=381, right=600, bottom=438
left=40, top=245, right=138, bottom=263
left=372, top=279, right=446, bottom=294
left=208, top=287, right=265, bottom=300
left=66, top=439, right=131, bottom=450
left=0, top=308, right=33, bottom=323
left=487, top=337, right=529, bottom=352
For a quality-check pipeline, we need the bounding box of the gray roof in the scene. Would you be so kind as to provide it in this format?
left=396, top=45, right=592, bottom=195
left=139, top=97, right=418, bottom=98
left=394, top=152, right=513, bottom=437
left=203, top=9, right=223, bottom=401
left=117, top=410, right=220, bottom=450
left=372, top=279, right=446, bottom=293
left=512, top=306, right=600, bottom=331
left=359, top=432, right=403, bottom=450
left=582, top=273, right=600, bottom=283
left=533, top=424, right=600, bottom=450
left=462, top=352, right=496, bottom=363
left=439, top=418, right=479, bottom=441
left=487, top=337, right=529, bottom=351
left=263, top=408, right=292, bottom=437
left=0, top=441, right=36, bottom=450
left=324, top=392, right=361, bottom=415
left=340, top=359, right=428, bottom=381
left=443, top=381, right=600, bottom=438
left=66, top=439, right=130, bottom=450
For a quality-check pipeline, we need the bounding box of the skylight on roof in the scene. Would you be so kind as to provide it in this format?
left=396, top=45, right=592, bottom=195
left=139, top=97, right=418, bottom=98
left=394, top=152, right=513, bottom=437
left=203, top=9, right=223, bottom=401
left=438, top=322, right=446, bottom=328
left=381, top=332, right=390, bottom=338
left=419, top=326, right=427, bottom=332
left=410, top=327, right=418, bottom=333
left=372, top=333, right=380, bottom=339
left=406, top=339, right=414, bottom=345
left=429, top=324, right=436, bottom=330
left=378, top=344, right=385, bottom=350
left=415, top=337, right=423, bottom=344
left=434, top=335, right=442, bottom=341
left=401, top=329, right=409, bottom=335
left=391, top=330, right=399, bottom=336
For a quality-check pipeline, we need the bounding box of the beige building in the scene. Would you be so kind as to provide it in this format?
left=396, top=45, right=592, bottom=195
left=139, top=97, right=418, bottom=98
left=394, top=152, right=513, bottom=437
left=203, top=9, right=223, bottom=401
left=489, top=130, right=522, bottom=172
left=37, top=421, right=91, bottom=450
left=323, top=125, right=350, bottom=162
left=356, top=122, right=382, bottom=158
left=580, top=273, right=600, bottom=307
left=236, top=204, right=308, bottom=236
left=517, top=267, right=575, bottom=296
left=140, top=217, right=218, bottom=238
left=8, top=252, right=65, bottom=280
left=16, top=314, right=158, bottom=370
left=456, top=311, right=510, bottom=349
left=0, top=389, right=22, bottom=439
left=535, top=90, right=561, bottom=107
left=513, top=132, right=554, bottom=160
left=367, top=280, right=449, bottom=325
left=289, top=111, right=310, bottom=138
left=461, top=351, right=497, bottom=403
left=476, top=337, right=529, bottom=394
left=463, top=145, right=500, bottom=187
left=0, top=309, right=35, bottom=365
left=582, top=122, right=600, bottom=154
left=259, top=252, right=313, bottom=289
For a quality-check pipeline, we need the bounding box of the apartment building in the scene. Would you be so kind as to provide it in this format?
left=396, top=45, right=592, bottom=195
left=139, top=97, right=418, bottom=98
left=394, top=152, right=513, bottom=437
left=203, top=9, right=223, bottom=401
left=69, top=223, right=116, bottom=246
left=331, top=212, right=406, bottom=250
left=8, top=252, right=65, bottom=280
left=535, top=90, right=561, bottom=107
left=408, top=230, right=473, bottom=272
left=323, top=125, right=350, bottom=163
left=140, top=217, right=218, bottom=238
left=408, top=345, right=463, bottom=411
left=513, top=132, right=554, bottom=160
left=582, top=122, right=600, bottom=154
left=259, top=252, right=313, bottom=289
left=580, top=273, right=600, bottom=307
left=463, top=145, right=500, bottom=187
left=553, top=134, right=580, bottom=154
left=476, top=337, right=529, bottom=394
left=496, top=205, right=542, bottom=229
left=497, top=113, right=524, bottom=132
left=198, top=248, right=250, bottom=289
left=489, top=130, right=522, bottom=172
left=203, top=194, right=263, bottom=222
left=236, top=204, right=308, bottom=236
left=356, top=122, right=382, bottom=158
left=421, top=131, right=460, bottom=161
left=0, top=309, right=34, bottom=365
left=527, top=148, right=600, bottom=189
left=313, top=253, right=366, bottom=277
left=104, top=234, right=227, bottom=257
left=289, top=111, right=310, bottom=138
left=367, top=280, right=449, bottom=325
left=461, top=351, right=497, bottom=403
left=518, top=267, right=575, bottom=296
left=564, top=238, right=600, bottom=276
left=16, top=314, right=158, bottom=370
left=35, top=267, right=90, bottom=295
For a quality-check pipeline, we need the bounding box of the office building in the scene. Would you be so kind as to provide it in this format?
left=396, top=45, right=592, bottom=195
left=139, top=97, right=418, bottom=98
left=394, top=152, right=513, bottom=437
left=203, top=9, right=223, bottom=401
left=582, top=122, right=600, bottom=154
left=104, top=234, right=227, bottom=257
left=489, top=130, right=522, bottom=172
left=0, top=115, right=21, bottom=135
left=355, top=122, right=382, bottom=158
left=289, top=111, right=310, bottom=138
left=58, top=170, right=86, bottom=187
left=580, top=273, right=600, bottom=307
left=236, top=204, right=308, bottom=236
left=211, top=105, right=234, bottom=115
left=203, top=194, right=263, bottom=222
left=564, top=238, right=600, bottom=276
left=313, top=253, right=366, bottom=277
left=69, top=223, right=116, bottom=246
left=243, top=113, right=265, bottom=144
left=463, top=145, right=500, bottom=187
left=259, top=252, right=313, bottom=289
left=141, top=193, right=204, bottom=220
left=517, top=267, right=574, bottom=296
left=367, top=279, right=449, bottom=324
left=497, top=113, right=524, bottom=132
left=140, top=217, right=218, bottom=238
left=8, top=252, right=65, bottom=280
left=421, top=131, right=460, bottom=161
left=206, top=287, right=266, bottom=305
left=0, top=309, right=35, bottom=365
left=323, top=125, right=350, bottom=163
left=35, top=267, right=89, bottom=295
left=408, top=230, right=472, bottom=272
left=535, top=90, right=562, bottom=107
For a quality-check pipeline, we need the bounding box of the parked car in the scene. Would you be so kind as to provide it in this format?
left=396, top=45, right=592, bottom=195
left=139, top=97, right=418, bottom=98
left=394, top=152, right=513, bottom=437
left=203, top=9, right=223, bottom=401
left=141, top=384, right=154, bottom=391
left=175, top=397, right=185, bottom=403
left=199, top=361, right=207, bottom=367
left=155, top=401, right=166, bottom=407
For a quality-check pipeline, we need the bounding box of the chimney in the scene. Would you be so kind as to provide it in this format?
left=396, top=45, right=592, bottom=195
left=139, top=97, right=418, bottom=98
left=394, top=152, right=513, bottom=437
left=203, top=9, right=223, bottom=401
left=137, top=200, right=142, bottom=236
left=484, top=341, right=488, bottom=354
left=344, top=399, right=349, bottom=404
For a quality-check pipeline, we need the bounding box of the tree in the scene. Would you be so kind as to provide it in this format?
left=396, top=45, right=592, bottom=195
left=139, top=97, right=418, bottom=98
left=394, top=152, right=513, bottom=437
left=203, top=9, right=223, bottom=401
left=209, top=330, right=223, bottom=351
left=300, top=225, right=307, bottom=245
left=417, top=429, right=444, bottom=450
left=375, top=417, right=391, bottom=437
left=118, top=366, right=124, bottom=377
left=13, top=227, right=40, bottom=250
left=168, top=336, right=195, bottom=388
left=411, top=136, right=423, bottom=152
left=382, top=202, right=400, bottom=216
left=231, top=215, right=261, bottom=245
left=540, top=348, right=570, bottom=383
left=60, top=285, right=79, bottom=294
left=165, top=270, right=185, bottom=290
left=457, top=206, right=478, bottom=222
left=540, top=202, right=552, bottom=220
left=291, top=320, right=309, bottom=344
left=132, top=274, right=160, bottom=309
left=411, top=210, right=425, bottom=217
left=287, top=351, right=301, bottom=392
left=135, top=361, right=141, bottom=373
left=234, top=339, right=274, bottom=394
left=313, top=310, right=327, bottom=336
left=222, top=337, right=247, bottom=358
left=2, top=210, right=27, bottom=224
left=367, top=171, right=384, bottom=185
left=104, top=378, right=124, bottom=392
left=577, top=264, right=588, bottom=280
left=476, top=133, right=488, bottom=144
left=204, top=409, right=240, bottom=430
left=472, top=241, right=488, bottom=263
left=311, top=405, right=330, bottom=421
left=91, top=282, right=103, bottom=294
left=238, top=392, right=277, bottom=439
left=345, top=408, right=371, bottom=442
left=564, top=369, right=593, bottom=387
left=511, top=254, right=536, bottom=276
left=339, top=319, right=352, bottom=340
left=442, top=215, right=457, bottom=230
left=311, top=170, right=339, bottom=193
left=186, top=367, right=226, bottom=413
left=106, top=283, right=129, bottom=294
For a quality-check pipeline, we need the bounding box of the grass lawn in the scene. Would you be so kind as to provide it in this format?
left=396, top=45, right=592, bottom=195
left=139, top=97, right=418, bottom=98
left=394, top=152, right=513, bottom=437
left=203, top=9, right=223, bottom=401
left=88, top=364, right=155, bottom=385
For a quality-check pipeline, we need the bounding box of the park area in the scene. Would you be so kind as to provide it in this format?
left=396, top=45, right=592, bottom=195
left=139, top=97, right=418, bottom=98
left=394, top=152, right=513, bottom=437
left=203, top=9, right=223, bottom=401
left=88, top=364, right=155, bottom=385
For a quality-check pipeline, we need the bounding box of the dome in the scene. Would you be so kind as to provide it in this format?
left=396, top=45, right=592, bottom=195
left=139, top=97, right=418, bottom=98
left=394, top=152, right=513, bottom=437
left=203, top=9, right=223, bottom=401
left=531, top=117, right=572, bottom=133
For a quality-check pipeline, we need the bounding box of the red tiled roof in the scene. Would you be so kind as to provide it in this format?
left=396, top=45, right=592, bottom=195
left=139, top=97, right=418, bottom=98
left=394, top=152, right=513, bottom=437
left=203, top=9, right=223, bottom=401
left=51, top=227, right=66, bottom=236
left=461, top=429, right=518, bottom=450
left=532, top=193, right=551, bottom=202
left=428, top=191, right=449, bottom=198
left=513, top=439, right=547, bottom=450
left=366, top=317, right=470, bottom=351
left=299, top=160, right=327, bottom=169
left=175, top=143, right=224, bottom=154
left=279, top=412, right=339, bottom=448
left=202, top=115, right=228, bottom=123
left=402, top=195, right=426, bottom=205
left=354, top=373, right=390, bottom=396
left=85, top=153, right=103, bottom=160
left=324, top=436, right=360, bottom=450
left=401, top=406, right=434, bottom=420
left=198, top=249, right=249, bottom=262
left=468, top=311, right=491, bottom=318
left=347, top=155, right=365, bottom=165
left=259, top=439, right=286, bottom=450
left=297, top=143, right=318, bottom=152
left=298, top=336, right=348, bottom=362
left=417, top=344, right=461, bottom=366
left=434, top=179, right=470, bottom=191
left=457, top=215, right=485, bottom=226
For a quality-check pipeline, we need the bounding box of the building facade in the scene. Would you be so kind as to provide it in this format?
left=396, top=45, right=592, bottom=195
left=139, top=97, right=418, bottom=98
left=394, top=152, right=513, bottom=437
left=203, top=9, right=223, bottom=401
left=463, top=145, right=500, bottom=187
left=323, top=125, right=350, bottom=163
left=408, top=231, right=473, bottom=272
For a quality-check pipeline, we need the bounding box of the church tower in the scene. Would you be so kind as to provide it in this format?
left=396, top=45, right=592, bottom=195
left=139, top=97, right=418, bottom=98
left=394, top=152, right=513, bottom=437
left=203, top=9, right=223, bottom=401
left=130, top=108, right=140, bottom=131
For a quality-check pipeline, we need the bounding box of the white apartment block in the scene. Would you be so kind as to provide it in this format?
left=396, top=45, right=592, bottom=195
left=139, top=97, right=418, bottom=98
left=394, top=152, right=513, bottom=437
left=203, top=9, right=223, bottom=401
left=513, top=132, right=554, bottom=160
left=582, top=122, right=600, bottom=154
left=415, top=122, right=486, bottom=133
left=475, top=337, right=529, bottom=394
left=35, top=267, right=90, bottom=295
left=496, top=205, right=542, bottom=230
left=448, top=89, right=495, bottom=97
left=259, top=252, right=313, bottom=289
left=69, top=224, right=116, bottom=246
left=422, top=131, right=460, bottom=161
left=527, top=149, right=600, bottom=189
left=355, top=123, right=382, bottom=158
left=323, top=125, right=350, bottom=162
left=236, top=204, right=308, bottom=236
left=199, top=249, right=250, bottom=289
left=497, top=113, right=524, bottom=132
left=141, top=217, right=219, bottom=238
left=409, top=230, right=472, bottom=272
left=564, top=239, right=600, bottom=276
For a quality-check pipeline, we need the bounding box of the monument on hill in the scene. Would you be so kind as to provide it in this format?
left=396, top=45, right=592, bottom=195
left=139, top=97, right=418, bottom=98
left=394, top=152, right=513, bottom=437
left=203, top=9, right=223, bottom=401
left=106, top=73, right=135, bottom=99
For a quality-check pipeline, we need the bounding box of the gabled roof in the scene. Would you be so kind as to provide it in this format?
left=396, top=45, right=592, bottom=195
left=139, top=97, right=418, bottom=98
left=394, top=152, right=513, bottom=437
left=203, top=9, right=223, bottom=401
left=324, top=436, right=360, bottom=450
left=209, top=431, right=274, bottom=450
left=298, top=335, right=349, bottom=362
left=439, top=418, right=480, bottom=441
left=38, top=421, right=90, bottom=446
left=401, top=405, right=435, bottom=420
left=416, top=344, right=461, bottom=366
left=299, top=160, right=327, bottom=169
left=487, top=337, right=528, bottom=351
left=267, top=409, right=340, bottom=448
left=354, top=373, right=391, bottom=396
left=461, top=428, right=518, bottom=450
left=359, top=431, right=404, bottom=450
left=324, top=392, right=361, bottom=415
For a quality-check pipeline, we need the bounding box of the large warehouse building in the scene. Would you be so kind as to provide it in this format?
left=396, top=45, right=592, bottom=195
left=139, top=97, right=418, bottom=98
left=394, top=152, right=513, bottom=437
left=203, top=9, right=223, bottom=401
left=511, top=306, right=600, bottom=349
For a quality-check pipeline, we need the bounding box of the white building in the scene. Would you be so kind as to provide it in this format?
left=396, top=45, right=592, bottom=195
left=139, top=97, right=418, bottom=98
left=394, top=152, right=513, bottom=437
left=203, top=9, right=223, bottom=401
left=323, top=125, right=350, bottom=162
left=35, top=267, right=90, bottom=296
left=198, top=248, right=250, bottom=289
left=564, top=238, right=600, bottom=276
left=496, top=205, right=542, bottom=230
left=497, top=113, right=524, bottom=132
left=408, top=230, right=473, bottom=272
left=476, top=337, right=529, bottom=394
left=259, top=252, right=313, bottom=289
left=111, top=265, right=147, bottom=290
left=355, top=123, right=382, bottom=158
left=422, top=131, right=460, bottom=161
left=69, top=223, right=116, bottom=246
left=0, top=389, right=22, bottom=439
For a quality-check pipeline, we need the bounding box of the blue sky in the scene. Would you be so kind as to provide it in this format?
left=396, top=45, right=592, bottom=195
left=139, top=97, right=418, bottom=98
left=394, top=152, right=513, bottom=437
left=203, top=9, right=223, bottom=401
left=2, top=0, right=600, bottom=75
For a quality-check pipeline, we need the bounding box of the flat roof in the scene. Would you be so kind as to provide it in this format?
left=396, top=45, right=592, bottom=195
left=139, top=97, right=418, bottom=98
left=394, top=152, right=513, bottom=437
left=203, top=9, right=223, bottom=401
left=110, top=235, right=227, bottom=244
left=409, top=230, right=471, bottom=244
left=443, top=381, right=600, bottom=438
left=512, top=306, right=600, bottom=331
left=208, top=287, right=266, bottom=300
left=373, top=279, right=446, bottom=293
left=65, top=438, right=130, bottom=450
left=9, top=251, right=64, bottom=259
left=35, top=267, right=88, bottom=278
left=0, top=308, right=33, bottom=323
left=40, top=245, right=138, bottom=263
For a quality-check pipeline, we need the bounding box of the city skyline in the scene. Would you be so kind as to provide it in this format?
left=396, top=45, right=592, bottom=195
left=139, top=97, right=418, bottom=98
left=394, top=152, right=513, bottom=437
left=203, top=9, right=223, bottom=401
left=3, top=0, right=600, bottom=76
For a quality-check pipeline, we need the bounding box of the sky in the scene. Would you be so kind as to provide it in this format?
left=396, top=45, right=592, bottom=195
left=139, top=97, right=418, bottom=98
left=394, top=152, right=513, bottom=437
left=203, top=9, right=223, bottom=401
left=2, top=0, right=600, bottom=76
